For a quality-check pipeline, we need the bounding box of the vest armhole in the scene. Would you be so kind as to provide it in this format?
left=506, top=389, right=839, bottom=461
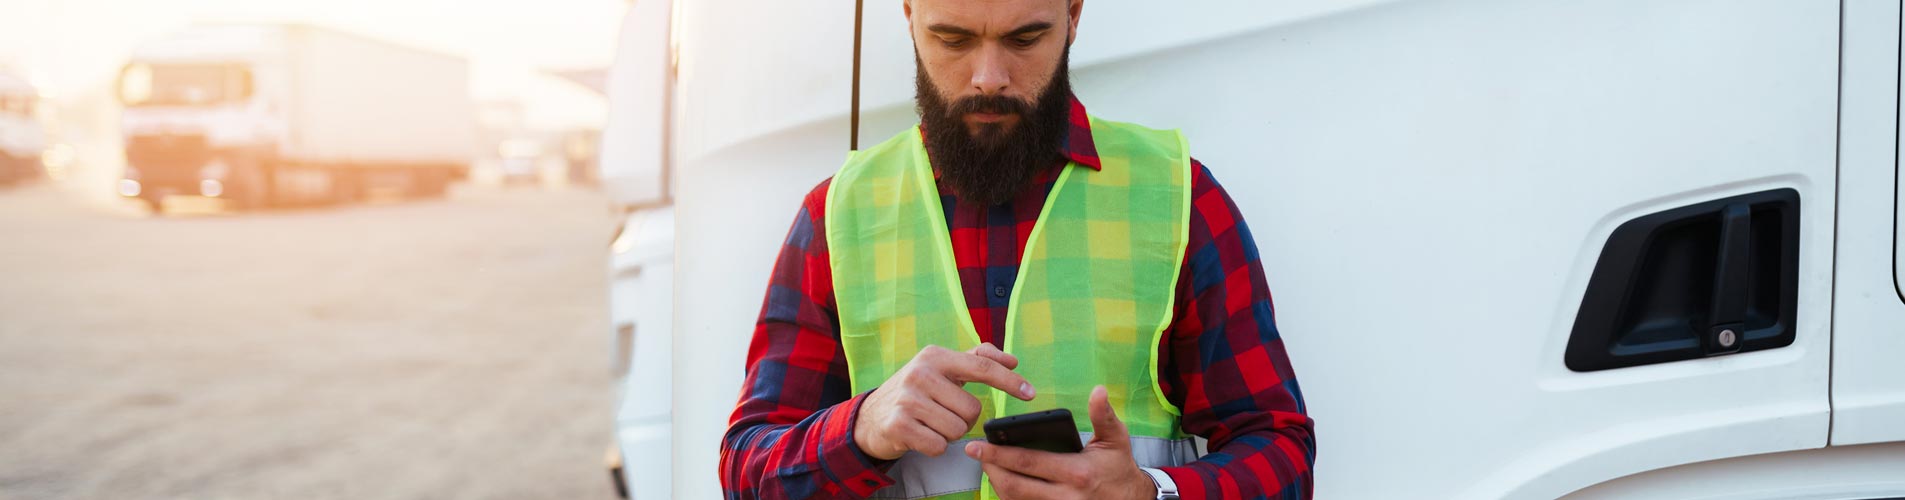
left=828, top=145, right=867, bottom=393
left=1147, top=129, right=1194, bottom=420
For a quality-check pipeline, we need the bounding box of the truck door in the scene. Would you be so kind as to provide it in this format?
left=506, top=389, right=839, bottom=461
left=1063, top=1, right=1839, bottom=497
left=1828, top=0, right=1905, bottom=447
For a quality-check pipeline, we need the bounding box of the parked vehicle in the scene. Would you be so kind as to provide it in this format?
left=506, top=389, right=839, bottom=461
left=0, top=71, right=46, bottom=185
left=600, top=0, right=676, bottom=497
left=605, top=0, right=1905, bottom=498
left=115, top=24, right=474, bottom=211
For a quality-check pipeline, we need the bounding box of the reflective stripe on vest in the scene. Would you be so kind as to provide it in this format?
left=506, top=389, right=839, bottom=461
left=867, top=436, right=1197, bottom=500
left=826, top=116, right=1193, bottom=500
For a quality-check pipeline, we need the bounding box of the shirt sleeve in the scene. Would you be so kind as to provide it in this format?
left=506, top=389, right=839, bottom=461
left=719, top=179, right=898, bottom=500
left=1156, top=161, right=1317, bottom=499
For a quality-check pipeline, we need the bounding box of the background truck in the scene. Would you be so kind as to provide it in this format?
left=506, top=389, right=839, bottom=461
left=602, top=0, right=1905, bottom=498
left=0, top=70, right=46, bottom=185
left=115, top=23, right=474, bottom=211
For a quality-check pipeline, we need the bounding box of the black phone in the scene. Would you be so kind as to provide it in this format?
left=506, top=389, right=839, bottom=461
left=982, top=409, right=1083, bottom=453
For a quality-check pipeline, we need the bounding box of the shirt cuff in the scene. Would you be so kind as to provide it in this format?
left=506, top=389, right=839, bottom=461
left=819, top=390, right=896, bottom=497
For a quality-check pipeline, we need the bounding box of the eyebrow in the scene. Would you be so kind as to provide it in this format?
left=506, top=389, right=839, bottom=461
left=927, top=21, right=1055, bottom=38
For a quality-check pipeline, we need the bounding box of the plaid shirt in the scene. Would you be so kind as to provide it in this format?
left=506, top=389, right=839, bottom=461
left=720, top=96, right=1315, bottom=500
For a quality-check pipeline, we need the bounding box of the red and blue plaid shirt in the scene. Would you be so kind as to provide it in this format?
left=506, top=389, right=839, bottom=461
left=720, top=96, right=1315, bottom=500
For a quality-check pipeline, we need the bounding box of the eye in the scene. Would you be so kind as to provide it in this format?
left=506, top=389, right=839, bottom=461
left=1010, top=35, right=1039, bottom=48
left=939, top=36, right=971, bottom=49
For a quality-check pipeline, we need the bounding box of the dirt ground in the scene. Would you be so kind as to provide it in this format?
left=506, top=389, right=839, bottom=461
left=0, top=181, right=621, bottom=499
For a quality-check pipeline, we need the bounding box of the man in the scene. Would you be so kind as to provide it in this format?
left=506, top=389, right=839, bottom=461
left=720, top=1, right=1314, bottom=499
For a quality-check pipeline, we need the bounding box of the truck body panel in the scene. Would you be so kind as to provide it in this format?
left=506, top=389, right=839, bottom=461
left=1055, top=2, right=1841, bottom=497
left=279, top=26, right=473, bottom=166
left=595, top=0, right=673, bottom=208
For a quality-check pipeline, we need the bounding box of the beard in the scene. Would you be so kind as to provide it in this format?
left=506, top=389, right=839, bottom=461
left=916, top=48, right=1072, bottom=207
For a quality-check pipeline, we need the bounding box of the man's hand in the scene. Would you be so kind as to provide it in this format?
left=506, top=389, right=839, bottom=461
left=854, top=343, right=1037, bottom=460
left=963, top=386, right=1158, bottom=500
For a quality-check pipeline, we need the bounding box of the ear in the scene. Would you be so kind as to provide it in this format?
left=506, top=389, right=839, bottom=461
left=1066, top=0, right=1083, bottom=46
left=903, top=0, right=919, bottom=43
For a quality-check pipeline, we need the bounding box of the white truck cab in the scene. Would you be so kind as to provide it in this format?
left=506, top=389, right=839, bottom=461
left=603, top=1, right=1905, bottom=498
left=600, top=0, right=678, bottom=497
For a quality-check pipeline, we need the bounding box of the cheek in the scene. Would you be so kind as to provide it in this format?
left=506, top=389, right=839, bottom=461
left=920, top=54, right=972, bottom=92
left=1006, top=56, right=1056, bottom=95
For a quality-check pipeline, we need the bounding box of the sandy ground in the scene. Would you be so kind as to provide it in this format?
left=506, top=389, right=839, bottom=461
left=0, top=180, right=621, bottom=499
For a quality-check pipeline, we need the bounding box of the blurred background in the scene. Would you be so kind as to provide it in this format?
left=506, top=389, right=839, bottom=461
left=0, top=0, right=634, bottom=498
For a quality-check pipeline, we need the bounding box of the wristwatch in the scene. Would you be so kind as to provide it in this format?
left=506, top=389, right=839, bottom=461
left=1139, top=467, right=1180, bottom=500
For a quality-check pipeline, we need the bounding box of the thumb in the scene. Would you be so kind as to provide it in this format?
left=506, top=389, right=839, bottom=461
left=1087, top=385, right=1128, bottom=446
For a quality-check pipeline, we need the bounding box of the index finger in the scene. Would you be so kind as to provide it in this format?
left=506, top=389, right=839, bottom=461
left=939, top=350, right=1034, bottom=401
left=967, top=343, right=1019, bottom=370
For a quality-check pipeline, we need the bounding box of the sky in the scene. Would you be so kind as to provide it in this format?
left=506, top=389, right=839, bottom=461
left=0, top=0, right=627, bottom=128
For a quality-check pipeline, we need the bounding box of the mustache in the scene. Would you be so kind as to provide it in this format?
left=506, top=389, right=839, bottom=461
left=943, top=94, right=1036, bottom=119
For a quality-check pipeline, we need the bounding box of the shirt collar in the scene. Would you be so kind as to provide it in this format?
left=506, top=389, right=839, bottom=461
left=1058, top=94, right=1103, bottom=171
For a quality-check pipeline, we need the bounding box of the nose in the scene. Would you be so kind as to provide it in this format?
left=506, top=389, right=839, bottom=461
left=969, top=45, right=1009, bottom=96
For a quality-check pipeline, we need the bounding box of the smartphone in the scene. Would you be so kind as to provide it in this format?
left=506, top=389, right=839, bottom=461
left=982, top=409, right=1084, bottom=453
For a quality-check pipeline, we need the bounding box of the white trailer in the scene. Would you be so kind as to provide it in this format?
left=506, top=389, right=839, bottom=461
left=0, top=71, right=45, bottom=185
left=116, top=24, right=475, bottom=211
left=602, top=0, right=1905, bottom=498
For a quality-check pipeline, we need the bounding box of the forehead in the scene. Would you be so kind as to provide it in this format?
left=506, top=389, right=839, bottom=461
left=911, top=0, right=1067, bottom=32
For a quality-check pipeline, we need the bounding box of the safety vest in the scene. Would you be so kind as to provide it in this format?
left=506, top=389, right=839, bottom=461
left=825, top=116, right=1196, bottom=500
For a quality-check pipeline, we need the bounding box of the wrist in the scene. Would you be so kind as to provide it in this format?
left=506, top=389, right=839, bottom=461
left=1135, top=473, right=1159, bottom=500
left=847, top=390, right=901, bottom=462
left=851, top=432, right=900, bottom=462
left=1136, top=467, right=1179, bottom=500
left=1123, top=466, right=1157, bottom=500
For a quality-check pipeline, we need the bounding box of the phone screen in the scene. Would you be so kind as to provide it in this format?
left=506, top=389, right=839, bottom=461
left=982, top=409, right=1084, bottom=453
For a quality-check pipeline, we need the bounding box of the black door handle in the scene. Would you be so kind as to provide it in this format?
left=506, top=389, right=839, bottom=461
left=1705, top=202, right=1751, bottom=355
left=1566, top=189, right=1800, bottom=372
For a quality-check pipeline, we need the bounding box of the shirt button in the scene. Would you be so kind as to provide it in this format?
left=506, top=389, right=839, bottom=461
left=993, top=285, right=1008, bottom=298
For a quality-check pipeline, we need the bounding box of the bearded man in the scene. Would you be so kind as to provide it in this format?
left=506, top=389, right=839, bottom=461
left=720, top=1, right=1315, bottom=499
